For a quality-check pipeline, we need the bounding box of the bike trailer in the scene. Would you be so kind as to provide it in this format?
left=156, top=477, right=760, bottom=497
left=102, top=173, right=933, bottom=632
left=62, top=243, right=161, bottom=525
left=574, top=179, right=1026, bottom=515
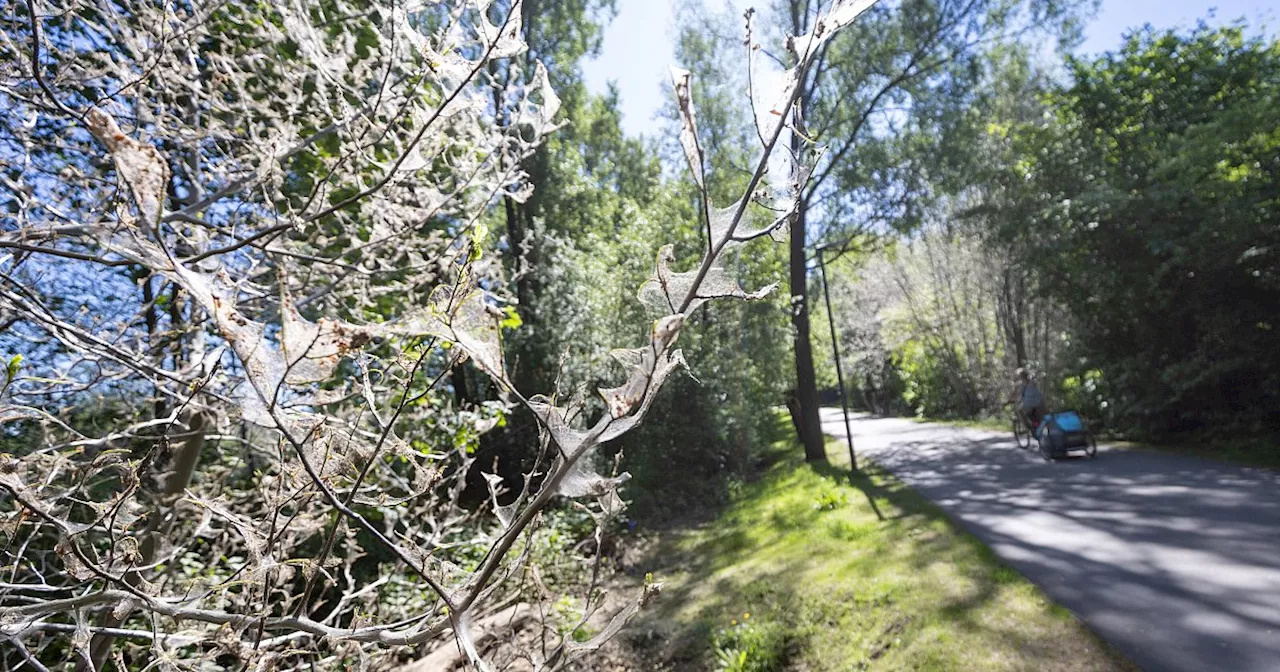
left=1036, top=411, right=1096, bottom=459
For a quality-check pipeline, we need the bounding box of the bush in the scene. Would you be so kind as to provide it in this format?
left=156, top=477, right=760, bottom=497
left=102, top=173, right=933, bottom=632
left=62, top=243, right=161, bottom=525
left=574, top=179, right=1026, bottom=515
left=1055, top=367, right=1114, bottom=431
left=711, top=616, right=788, bottom=672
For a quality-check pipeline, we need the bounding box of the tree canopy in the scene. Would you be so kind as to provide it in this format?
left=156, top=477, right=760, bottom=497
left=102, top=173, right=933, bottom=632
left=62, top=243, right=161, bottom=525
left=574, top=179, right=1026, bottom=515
left=999, top=26, right=1280, bottom=434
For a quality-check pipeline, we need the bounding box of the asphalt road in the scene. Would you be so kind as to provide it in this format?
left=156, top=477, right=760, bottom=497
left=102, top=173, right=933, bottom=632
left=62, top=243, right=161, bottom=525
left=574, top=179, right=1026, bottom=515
left=819, top=408, right=1280, bottom=672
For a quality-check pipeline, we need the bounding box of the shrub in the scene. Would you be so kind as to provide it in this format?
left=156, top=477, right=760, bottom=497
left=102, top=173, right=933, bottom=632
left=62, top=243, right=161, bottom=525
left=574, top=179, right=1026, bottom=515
left=712, top=616, right=788, bottom=672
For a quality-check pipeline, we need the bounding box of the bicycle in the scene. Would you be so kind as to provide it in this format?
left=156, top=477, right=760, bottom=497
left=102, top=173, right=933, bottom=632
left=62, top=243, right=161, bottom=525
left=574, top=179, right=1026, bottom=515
left=1009, top=403, right=1034, bottom=450
left=1008, top=402, right=1098, bottom=460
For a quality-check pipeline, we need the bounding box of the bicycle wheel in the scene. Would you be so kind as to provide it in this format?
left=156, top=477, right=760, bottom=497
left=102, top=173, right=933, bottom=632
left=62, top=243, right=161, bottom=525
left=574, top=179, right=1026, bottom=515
left=1038, top=421, right=1056, bottom=462
left=1012, top=415, right=1030, bottom=449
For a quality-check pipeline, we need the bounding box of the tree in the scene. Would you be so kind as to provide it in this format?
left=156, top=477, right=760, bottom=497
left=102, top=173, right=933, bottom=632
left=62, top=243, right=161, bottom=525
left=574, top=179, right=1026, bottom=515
left=993, top=25, right=1280, bottom=435
left=0, top=0, right=866, bottom=667
left=673, top=0, right=1092, bottom=460
left=834, top=43, right=1075, bottom=422
left=832, top=218, right=1065, bottom=420
left=489, top=0, right=623, bottom=392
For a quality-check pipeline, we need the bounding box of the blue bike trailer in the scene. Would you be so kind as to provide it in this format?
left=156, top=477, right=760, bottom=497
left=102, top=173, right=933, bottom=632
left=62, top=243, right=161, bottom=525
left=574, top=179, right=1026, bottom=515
left=1036, top=410, right=1096, bottom=459
left=1045, top=411, right=1083, bottom=432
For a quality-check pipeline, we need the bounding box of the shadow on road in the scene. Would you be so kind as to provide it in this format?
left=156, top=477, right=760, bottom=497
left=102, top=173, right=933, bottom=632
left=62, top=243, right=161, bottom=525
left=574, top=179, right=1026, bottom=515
left=824, top=413, right=1280, bottom=672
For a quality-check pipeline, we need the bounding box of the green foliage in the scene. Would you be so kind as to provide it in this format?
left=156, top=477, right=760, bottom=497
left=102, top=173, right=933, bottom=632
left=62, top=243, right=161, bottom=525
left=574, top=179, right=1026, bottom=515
left=999, top=26, right=1280, bottom=436
left=2, top=354, right=20, bottom=397
left=477, top=0, right=793, bottom=512
left=891, top=338, right=984, bottom=420
left=489, top=20, right=794, bottom=513
left=812, top=489, right=848, bottom=511
left=840, top=22, right=1278, bottom=445
left=1058, top=368, right=1113, bottom=428
left=711, top=617, right=788, bottom=672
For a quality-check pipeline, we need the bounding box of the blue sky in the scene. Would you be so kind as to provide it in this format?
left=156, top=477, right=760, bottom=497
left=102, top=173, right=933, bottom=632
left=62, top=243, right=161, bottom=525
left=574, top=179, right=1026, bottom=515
left=581, top=0, right=1279, bottom=138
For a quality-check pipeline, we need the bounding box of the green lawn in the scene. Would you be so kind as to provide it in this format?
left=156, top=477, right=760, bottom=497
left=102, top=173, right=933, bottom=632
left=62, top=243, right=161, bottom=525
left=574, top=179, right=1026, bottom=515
left=1105, top=434, right=1280, bottom=471
left=617, top=417, right=1133, bottom=671
left=911, top=414, right=1010, bottom=433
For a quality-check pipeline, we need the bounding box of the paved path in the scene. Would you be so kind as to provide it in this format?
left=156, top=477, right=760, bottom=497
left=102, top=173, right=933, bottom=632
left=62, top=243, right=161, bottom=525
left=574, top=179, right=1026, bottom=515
left=820, top=409, right=1280, bottom=672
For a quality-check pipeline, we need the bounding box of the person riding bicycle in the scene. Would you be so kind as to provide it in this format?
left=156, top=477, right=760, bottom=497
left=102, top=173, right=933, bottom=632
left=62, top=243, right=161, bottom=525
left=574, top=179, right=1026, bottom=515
left=1009, top=368, right=1045, bottom=435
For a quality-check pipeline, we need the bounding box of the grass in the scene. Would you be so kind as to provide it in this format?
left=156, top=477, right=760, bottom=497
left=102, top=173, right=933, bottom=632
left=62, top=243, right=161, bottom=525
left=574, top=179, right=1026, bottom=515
left=910, top=414, right=1010, bottom=433
left=617, top=415, right=1134, bottom=671
left=1104, top=434, right=1280, bottom=471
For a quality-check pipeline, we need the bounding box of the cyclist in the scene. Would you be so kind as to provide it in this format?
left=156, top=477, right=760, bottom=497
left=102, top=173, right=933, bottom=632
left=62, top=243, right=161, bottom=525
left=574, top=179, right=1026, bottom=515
left=1009, top=368, right=1045, bottom=435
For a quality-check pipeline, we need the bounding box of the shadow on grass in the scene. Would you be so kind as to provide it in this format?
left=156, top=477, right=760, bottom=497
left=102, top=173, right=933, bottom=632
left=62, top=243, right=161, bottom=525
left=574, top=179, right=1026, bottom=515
left=614, top=430, right=1132, bottom=671
left=621, top=412, right=801, bottom=531
left=810, top=459, right=903, bottom=523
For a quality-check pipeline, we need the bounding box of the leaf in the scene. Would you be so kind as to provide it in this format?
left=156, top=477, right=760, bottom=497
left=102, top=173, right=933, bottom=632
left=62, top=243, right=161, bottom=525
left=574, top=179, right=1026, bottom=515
left=382, top=285, right=507, bottom=383
left=499, top=305, right=523, bottom=330
left=83, top=107, right=170, bottom=231
left=482, top=472, right=516, bottom=528
left=637, top=245, right=777, bottom=316
left=598, top=315, right=685, bottom=418
left=669, top=67, right=704, bottom=188
left=470, top=222, right=489, bottom=262
left=792, top=0, right=879, bottom=58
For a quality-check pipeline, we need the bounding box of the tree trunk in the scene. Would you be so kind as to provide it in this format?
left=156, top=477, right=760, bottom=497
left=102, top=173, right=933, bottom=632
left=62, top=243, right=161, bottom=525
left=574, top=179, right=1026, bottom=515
left=789, top=205, right=827, bottom=463
left=86, top=411, right=209, bottom=669
left=452, top=363, right=475, bottom=407
left=141, top=271, right=167, bottom=419
left=1002, top=267, right=1027, bottom=367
